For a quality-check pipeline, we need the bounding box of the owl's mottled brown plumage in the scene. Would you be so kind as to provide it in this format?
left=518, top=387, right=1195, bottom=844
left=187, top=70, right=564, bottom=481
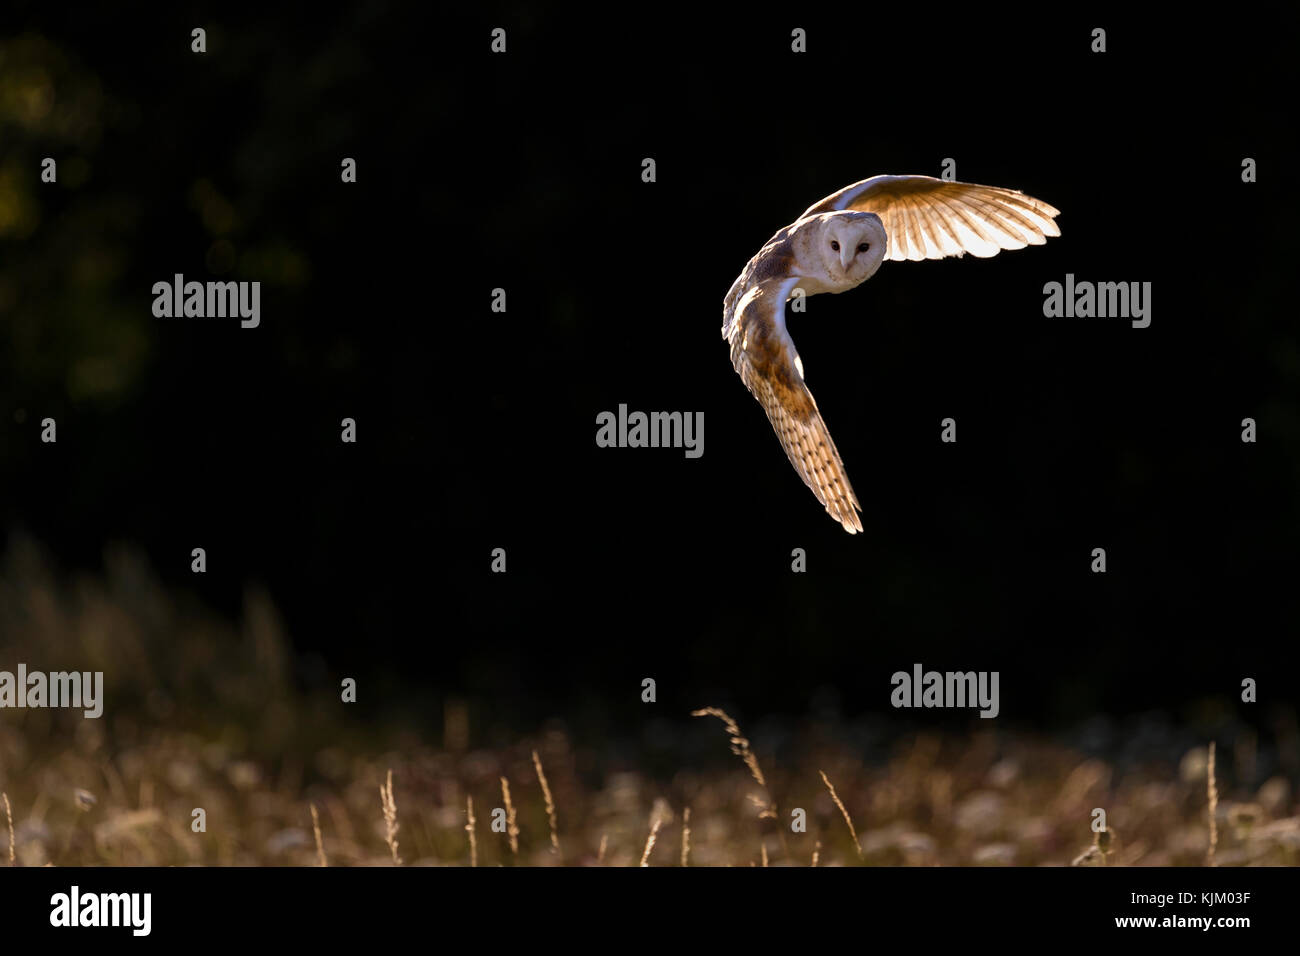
left=723, top=174, right=1061, bottom=534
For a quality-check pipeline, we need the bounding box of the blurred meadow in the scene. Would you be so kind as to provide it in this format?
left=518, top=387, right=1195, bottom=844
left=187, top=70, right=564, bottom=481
left=1, top=533, right=1296, bottom=867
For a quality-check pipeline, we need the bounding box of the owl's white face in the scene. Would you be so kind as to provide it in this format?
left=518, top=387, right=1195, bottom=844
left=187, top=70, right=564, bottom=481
left=818, top=212, right=887, bottom=287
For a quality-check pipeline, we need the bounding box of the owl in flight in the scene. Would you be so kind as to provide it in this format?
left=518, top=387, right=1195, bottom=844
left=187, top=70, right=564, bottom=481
left=722, top=174, right=1061, bottom=533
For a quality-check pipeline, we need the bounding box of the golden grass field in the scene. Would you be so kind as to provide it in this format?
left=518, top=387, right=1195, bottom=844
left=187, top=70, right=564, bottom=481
left=1, top=534, right=1296, bottom=867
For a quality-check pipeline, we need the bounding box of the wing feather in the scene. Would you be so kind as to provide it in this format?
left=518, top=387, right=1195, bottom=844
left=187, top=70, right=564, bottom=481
left=800, top=174, right=1060, bottom=262
left=724, top=278, right=862, bottom=534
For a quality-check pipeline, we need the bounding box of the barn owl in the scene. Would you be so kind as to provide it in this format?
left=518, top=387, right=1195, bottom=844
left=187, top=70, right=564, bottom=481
left=722, top=175, right=1061, bottom=533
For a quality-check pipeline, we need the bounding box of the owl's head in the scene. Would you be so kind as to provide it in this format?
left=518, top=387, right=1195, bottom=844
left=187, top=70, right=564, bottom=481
left=818, top=212, right=887, bottom=285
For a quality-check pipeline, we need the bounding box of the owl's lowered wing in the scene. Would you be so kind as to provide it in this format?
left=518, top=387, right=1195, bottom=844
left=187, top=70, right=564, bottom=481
left=725, top=276, right=862, bottom=534
left=800, top=175, right=1060, bottom=261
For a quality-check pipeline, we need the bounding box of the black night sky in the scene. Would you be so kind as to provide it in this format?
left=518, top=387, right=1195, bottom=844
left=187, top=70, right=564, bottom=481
left=4, top=5, right=1297, bottom=737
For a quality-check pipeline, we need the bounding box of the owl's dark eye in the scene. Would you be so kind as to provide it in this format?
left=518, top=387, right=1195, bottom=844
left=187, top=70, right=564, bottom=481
left=857, top=242, right=871, bottom=253
left=830, top=240, right=840, bottom=252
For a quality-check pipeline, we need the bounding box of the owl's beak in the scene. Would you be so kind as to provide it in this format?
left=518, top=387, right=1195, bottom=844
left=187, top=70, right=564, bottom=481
left=839, top=246, right=853, bottom=272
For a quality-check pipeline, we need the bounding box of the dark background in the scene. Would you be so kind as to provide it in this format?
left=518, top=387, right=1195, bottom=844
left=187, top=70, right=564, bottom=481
left=3, top=5, right=1297, bottom=736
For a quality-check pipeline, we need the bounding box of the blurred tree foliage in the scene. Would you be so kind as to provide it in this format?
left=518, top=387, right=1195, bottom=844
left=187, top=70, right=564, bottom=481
left=1, top=33, right=147, bottom=409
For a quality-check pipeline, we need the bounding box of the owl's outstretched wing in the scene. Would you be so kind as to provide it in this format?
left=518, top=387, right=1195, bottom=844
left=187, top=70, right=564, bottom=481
left=800, top=175, right=1060, bottom=261
left=725, top=276, right=862, bottom=534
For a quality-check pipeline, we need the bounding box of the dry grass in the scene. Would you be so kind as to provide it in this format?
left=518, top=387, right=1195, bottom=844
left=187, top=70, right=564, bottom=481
left=680, top=807, right=691, bottom=867
left=500, top=777, right=519, bottom=858
left=691, top=708, right=775, bottom=815
left=693, top=706, right=792, bottom=862
left=532, top=749, right=560, bottom=859
left=820, top=770, right=863, bottom=860
left=639, top=810, right=663, bottom=866
left=465, top=796, right=477, bottom=868
left=380, top=769, right=401, bottom=865
left=1208, top=741, right=1220, bottom=867
left=0, top=535, right=1296, bottom=868
left=0, top=720, right=1293, bottom=867
left=310, top=803, right=327, bottom=867
left=3, top=792, right=12, bottom=865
